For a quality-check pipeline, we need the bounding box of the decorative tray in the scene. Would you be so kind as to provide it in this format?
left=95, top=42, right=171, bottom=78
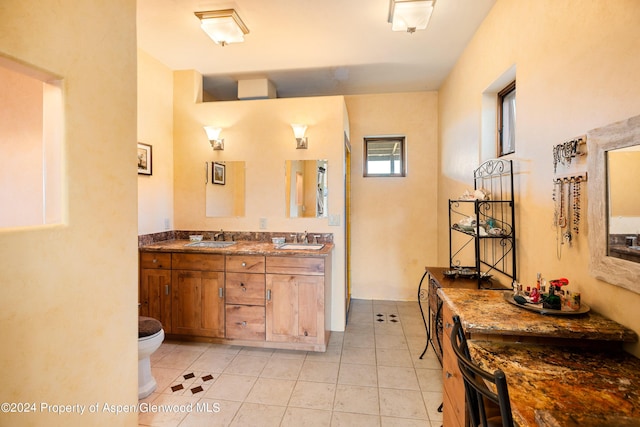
left=503, top=292, right=590, bottom=316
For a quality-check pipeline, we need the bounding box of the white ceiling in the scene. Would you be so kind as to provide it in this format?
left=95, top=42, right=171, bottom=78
left=137, top=0, right=496, bottom=100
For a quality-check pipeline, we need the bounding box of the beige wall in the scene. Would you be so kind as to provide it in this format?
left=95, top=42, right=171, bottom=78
left=438, top=0, right=640, bottom=356
left=172, top=70, right=347, bottom=329
left=138, top=49, right=174, bottom=235
left=0, top=1, right=139, bottom=426
left=345, top=92, right=439, bottom=300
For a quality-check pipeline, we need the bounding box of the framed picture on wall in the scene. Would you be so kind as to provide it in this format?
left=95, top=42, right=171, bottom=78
left=137, top=143, right=152, bottom=175
left=213, top=162, right=225, bottom=185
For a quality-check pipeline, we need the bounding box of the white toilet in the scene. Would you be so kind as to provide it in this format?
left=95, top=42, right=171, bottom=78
left=138, top=316, right=165, bottom=399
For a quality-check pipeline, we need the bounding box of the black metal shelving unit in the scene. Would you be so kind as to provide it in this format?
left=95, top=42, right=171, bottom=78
left=448, top=159, right=517, bottom=285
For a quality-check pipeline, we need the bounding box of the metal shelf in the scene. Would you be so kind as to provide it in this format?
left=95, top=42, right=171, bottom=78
left=448, top=159, right=517, bottom=285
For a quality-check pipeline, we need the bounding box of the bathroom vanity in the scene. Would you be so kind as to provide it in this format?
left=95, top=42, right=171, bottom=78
left=139, top=240, right=333, bottom=352
left=438, top=287, right=638, bottom=427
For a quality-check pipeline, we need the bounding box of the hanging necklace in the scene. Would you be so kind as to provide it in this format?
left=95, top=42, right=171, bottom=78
left=563, top=180, right=572, bottom=247
left=552, top=180, right=559, bottom=226
left=556, top=180, right=566, bottom=259
left=557, top=180, right=567, bottom=229
left=572, top=178, right=581, bottom=235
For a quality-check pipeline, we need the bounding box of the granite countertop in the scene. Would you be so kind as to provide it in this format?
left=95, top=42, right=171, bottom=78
left=140, top=239, right=334, bottom=257
left=467, top=340, right=640, bottom=427
left=438, top=288, right=637, bottom=343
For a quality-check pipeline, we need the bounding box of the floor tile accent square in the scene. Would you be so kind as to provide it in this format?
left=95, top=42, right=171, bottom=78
left=167, top=370, right=215, bottom=396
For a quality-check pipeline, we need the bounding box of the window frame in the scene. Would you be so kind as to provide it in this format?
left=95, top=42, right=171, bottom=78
left=363, top=136, right=406, bottom=177
left=497, top=80, right=516, bottom=157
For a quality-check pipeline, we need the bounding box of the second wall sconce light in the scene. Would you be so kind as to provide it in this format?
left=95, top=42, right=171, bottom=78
left=291, top=124, right=308, bottom=149
left=204, top=126, right=224, bottom=150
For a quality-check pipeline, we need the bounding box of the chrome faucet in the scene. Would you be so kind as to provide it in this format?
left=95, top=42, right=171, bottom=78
left=301, top=230, right=308, bottom=244
left=290, top=234, right=298, bottom=244
left=214, top=229, right=224, bottom=241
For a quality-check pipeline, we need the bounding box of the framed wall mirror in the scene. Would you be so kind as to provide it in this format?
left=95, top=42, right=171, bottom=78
left=285, top=160, right=328, bottom=218
left=587, top=114, right=640, bottom=293
left=205, top=161, right=245, bottom=217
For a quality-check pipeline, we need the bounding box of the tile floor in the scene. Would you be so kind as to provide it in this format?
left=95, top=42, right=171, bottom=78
left=139, top=299, right=443, bottom=427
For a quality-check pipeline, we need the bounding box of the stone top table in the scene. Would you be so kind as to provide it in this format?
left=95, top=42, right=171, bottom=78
left=438, top=288, right=637, bottom=345
left=468, top=340, right=640, bottom=427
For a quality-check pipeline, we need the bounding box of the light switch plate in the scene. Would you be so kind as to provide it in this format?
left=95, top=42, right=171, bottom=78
left=259, top=218, right=267, bottom=229
left=328, top=214, right=340, bottom=226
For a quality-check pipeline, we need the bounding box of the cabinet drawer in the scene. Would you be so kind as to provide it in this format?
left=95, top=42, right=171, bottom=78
left=226, top=273, right=265, bottom=306
left=226, top=255, right=265, bottom=273
left=442, top=303, right=466, bottom=426
left=225, top=305, right=265, bottom=340
left=140, top=252, right=171, bottom=269
left=443, top=384, right=465, bottom=427
left=172, top=253, right=224, bottom=271
left=442, top=342, right=466, bottom=423
left=266, top=256, right=324, bottom=275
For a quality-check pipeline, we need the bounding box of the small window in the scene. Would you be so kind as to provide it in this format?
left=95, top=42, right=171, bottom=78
left=498, top=81, right=516, bottom=156
left=364, top=136, right=406, bottom=177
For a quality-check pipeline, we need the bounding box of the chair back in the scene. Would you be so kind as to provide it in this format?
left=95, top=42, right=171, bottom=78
left=450, top=315, right=514, bottom=427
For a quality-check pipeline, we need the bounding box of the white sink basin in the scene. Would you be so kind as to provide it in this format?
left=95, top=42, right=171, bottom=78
left=276, top=243, right=324, bottom=250
left=185, top=241, right=236, bottom=248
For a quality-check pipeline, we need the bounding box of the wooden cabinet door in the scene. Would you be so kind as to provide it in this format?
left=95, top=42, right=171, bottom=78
left=200, top=271, right=226, bottom=337
left=139, top=268, right=172, bottom=334
left=172, top=270, right=225, bottom=338
left=265, top=274, right=323, bottom=344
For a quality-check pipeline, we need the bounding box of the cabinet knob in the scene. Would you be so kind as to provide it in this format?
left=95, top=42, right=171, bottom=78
left=241, top=262, right=247, bottom=267
left=241, top=283, right=247, bottom=292
left=446, top=371, right=453, bottom=379
left=445, top=322, right=452, bottom=329
left=152, top=258, right=158, bottom=263
left=237, top=321, right=247, bottom=327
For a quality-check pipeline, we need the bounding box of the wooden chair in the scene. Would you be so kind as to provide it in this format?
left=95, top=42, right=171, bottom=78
left=450, top=315, right=514, bottom=427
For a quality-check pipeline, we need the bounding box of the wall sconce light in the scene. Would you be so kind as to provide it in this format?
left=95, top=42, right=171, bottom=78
left=291, top=124, right=308, bottom=149
left=194, top=9, right=249, bottom=47
left=388, top=0, right=435, bottom=33
left=204, top=126, right=224, bottom=150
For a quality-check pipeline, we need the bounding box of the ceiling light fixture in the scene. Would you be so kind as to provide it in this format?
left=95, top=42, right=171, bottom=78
left=194, top=9, right=249, bottom=47
left=204, top=126, right=224, bottom=150
left=388, top=0, right=435, bottom=33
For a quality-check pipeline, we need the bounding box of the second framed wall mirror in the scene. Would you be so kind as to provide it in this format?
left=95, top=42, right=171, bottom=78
left=285, top=160, right=328, bottom=218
